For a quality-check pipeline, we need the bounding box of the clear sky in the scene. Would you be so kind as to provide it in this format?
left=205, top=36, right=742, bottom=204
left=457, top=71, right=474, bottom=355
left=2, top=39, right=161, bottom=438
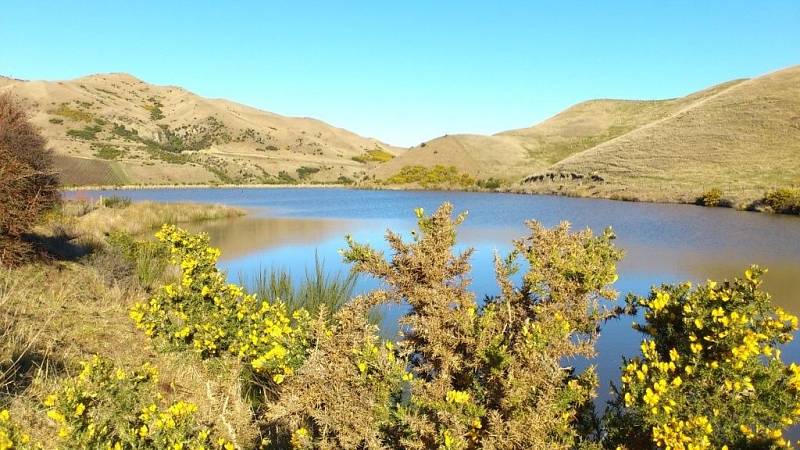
left=1, top=1, right=798, bottom=147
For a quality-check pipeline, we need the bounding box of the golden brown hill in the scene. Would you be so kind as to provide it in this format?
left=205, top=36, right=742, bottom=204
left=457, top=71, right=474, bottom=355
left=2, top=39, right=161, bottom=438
left=537, top=66, right=800, bottom=204
left=374, top=66, right=799, bottom=206
left=372, top=78, right=745, bottom=183
left=0, top=73, right=402, bottom=186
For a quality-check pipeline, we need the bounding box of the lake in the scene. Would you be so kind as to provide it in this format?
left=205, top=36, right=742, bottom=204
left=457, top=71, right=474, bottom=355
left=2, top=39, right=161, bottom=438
left=67, top=187, right=800, bottom=410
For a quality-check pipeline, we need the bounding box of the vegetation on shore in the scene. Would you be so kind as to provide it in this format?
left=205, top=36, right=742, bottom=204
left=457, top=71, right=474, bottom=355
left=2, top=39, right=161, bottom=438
left=3, top=196, right=799, bottom=448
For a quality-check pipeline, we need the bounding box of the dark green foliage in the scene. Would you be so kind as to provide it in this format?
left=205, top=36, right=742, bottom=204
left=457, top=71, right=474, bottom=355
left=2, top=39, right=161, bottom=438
left=476, top=177, right=503, bottom=189
left=296, top=166, right=321, bottom=180
left=277, top=171, right=297, bottom=184
left=337, top=176, right=354, bottom=185
left=242, top=254, right=358, bottom=316
left=111, top=124, right=140, bottom=141
left=148, top=100, right=164, bottom=121
left=48, top=118, right=64, bottom=125
left=92, top=143, right=125, bottom=160
left=66, top=125, right=102, bottom=141
left=101, top=195, right=132, bottom=209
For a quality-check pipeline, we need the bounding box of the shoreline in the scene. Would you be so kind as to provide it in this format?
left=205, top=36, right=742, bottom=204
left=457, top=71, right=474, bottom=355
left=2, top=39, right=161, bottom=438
left=61, top=183, right=793, bottom=218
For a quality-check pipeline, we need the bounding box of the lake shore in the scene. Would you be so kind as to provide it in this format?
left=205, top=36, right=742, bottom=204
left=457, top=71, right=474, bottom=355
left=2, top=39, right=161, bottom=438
left=61, top=182, right=797, bottom=217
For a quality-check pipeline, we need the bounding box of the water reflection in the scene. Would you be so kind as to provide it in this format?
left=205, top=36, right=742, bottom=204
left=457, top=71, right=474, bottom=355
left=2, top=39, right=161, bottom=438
left=182, top=215, right=356, bottom=261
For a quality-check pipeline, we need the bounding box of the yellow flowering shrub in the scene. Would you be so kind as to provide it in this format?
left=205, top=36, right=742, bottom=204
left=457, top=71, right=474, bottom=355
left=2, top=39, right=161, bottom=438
left=131, top=225, right=312, bottom=385
left=606, top=267, right=800, bottom=449
left=0, top=409, right=34, bottom=450
left=43, top=355, right=232, bottom=449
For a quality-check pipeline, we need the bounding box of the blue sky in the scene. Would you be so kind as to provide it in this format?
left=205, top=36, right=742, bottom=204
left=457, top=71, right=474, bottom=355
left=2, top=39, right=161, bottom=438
left=1, top=1, right=798, bottom=147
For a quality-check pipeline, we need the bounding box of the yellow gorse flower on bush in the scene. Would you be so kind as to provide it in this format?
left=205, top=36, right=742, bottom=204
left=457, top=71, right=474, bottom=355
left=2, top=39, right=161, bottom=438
left=612, top=267, right=800, bottom=449
left=131, top=224, right=313, bottom=385
left=0, top=409, right=32, bottom=450
left=43, top=355, right=232, bottom=449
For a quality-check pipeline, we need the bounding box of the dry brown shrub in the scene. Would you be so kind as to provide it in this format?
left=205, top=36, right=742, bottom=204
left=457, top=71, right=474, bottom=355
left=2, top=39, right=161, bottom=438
left=266, top=203, right=623, bottom=449
left=0, top=94, right=60, bottom=266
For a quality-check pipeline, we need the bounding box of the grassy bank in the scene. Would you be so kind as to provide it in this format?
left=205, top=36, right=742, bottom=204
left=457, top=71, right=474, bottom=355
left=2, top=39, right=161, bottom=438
left=1, top=200, right=256, bottom=446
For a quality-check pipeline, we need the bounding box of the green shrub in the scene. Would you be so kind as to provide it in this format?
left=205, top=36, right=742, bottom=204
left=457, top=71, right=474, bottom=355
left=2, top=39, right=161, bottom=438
left=336, top=175, right=354, bottom=185
left=107, top=231, right=169, bottom=288
left=296, top=166, right=320, bottom=180
left=605, top=267, right=800, bottom=448
left=244, top=254, right=358, bottom=315
left=66, top=125, right=102, bottom=141
left=476, top=177, right=503, bottom=190
left=697, top=188, right=724, bottom=207
left=277, top=171, right=297, bottom=184
left=101, top=195, right=132, bottom=209
left=92, top=143, right=125, bottom=160
left=762, top=188, right=800, bottom=214
left=43, top=355, right=232, bottom=449
left=48, top=117, right=64, bottom=125
left=111, top=124, right=140, bottom=141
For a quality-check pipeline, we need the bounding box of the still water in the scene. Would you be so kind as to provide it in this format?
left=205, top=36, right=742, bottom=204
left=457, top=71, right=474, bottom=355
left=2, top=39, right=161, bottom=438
left=68, top=188, right=800, bottom=409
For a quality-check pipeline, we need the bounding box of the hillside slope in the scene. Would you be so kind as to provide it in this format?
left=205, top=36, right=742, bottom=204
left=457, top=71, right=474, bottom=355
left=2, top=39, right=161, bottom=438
left=0, top=73, right=402, bottom=186
left=373, top=66, right=799, bottom=205
left=372, top=78, right=746, bottom=182
left=535, top=66, right=800, bottom=203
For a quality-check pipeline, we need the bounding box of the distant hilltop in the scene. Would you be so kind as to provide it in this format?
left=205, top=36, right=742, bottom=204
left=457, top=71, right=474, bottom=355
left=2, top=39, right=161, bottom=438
left=0, top=72, right=403, bottom=186
left=371, top=65, right=800, bottom=205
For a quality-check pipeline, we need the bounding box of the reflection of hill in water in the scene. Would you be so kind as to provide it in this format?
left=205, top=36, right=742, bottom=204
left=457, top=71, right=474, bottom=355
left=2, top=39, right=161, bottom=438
left=185, top=216, right=355, bottom=261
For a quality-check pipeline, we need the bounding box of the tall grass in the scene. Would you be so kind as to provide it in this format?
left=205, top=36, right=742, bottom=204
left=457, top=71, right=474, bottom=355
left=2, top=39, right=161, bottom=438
left=241, top=253, right=358, bottom=315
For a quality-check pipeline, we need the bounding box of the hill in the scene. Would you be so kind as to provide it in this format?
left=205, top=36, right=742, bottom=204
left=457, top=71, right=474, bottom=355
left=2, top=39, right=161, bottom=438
left=0, top=73, right=403, bottom=186
left=538, top=66, right=800, bottom=203
left=373, top=66, right=800, bottom=206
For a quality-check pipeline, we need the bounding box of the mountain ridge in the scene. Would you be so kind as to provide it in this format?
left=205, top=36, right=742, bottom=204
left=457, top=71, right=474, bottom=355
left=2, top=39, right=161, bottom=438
left=0, top=72, right=403, bottom=186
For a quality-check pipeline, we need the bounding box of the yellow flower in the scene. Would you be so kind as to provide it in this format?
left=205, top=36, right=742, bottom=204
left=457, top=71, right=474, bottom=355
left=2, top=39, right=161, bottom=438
left=446, top=390, right=470, bottom=404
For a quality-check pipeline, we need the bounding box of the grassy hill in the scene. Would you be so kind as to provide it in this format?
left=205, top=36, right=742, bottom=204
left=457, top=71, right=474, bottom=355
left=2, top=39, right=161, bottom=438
left=541, top=66, right=800, bottom=204
left=373, top=66, right=800, bottom=206
left=0, top=73, right=403, bottom=186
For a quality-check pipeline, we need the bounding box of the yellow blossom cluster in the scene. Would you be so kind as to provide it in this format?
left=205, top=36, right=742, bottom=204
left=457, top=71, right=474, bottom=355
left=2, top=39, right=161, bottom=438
left=0, top=410, right=33, bottom=450
left=131, top=225, right=312, bottom=384
left=617, top=267, right=800, bottom=449
left=42, top=355, right=233, bottom=449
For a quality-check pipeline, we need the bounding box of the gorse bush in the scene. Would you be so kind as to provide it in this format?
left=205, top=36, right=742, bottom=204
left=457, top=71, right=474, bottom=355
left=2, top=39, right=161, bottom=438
left=130, top=225, right=313, bottom=387
left=0, top=409, right=32, bottom=449
left=43, top=355, right=233, bottom=449
left=0, top=94, right=60, bottom=266
left=697, top=188, right=724, bottom=207
left=762, top=188, right=800, bottom=215
left=385, top=165, right=475, bottom=188
left=606, top=267, right=800, bottom=449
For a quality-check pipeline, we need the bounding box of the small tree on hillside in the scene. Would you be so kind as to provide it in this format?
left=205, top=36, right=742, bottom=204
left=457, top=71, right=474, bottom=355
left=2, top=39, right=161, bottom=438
left=0, top=94, right=60, bottom=266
